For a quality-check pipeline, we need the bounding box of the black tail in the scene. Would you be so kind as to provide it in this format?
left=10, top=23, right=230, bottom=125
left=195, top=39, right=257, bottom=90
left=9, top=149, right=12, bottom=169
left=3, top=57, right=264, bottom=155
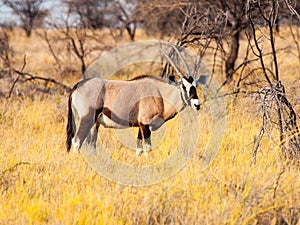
left=66, top=79, right=91, bottom=152
left=66, top=93, right=74, bottom=152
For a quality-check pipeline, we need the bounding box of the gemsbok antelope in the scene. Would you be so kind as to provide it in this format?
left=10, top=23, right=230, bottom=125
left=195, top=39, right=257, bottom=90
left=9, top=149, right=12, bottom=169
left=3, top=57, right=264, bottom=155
left=66, top=46, right=206, bottom=155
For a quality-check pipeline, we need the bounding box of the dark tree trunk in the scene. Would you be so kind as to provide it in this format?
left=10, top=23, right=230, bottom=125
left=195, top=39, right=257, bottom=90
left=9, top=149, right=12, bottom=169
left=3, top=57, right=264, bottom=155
left=126, top=23, right=136, bottom=41
left=23, top=21, right=33, bottom=37
left=225, top=30, right=240, bottom=80
left=81, top=57, right=86, bottom=78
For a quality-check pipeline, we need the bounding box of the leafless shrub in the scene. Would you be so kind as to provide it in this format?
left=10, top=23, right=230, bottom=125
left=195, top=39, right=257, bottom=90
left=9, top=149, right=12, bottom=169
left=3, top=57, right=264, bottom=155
left=38, top=1, right=118, bottom=79
left=1, top=0, right=48, bottom=37
left=7, top=55, right=71, bottom=98
left=246, top=0, right=300, bottom=163
left=64, top=0, right=138, bottom=41
left=0, top=28, right=13, bottom=72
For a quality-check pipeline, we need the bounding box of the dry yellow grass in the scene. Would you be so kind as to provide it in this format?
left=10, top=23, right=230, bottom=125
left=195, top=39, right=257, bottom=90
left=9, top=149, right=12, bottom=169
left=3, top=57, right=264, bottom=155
left=1, top=94, right=300, bottom=224
left=0, top=27, right=300, bottom=224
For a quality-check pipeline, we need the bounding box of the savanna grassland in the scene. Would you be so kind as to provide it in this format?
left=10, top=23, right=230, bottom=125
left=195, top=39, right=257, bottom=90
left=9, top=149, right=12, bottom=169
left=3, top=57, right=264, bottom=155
left=0, top=27, right=300, bottom=225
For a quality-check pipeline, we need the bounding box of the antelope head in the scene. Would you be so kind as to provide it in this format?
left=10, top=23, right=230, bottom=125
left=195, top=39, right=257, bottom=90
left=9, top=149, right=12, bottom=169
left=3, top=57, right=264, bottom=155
left=161, top=46, right=206, bottom=111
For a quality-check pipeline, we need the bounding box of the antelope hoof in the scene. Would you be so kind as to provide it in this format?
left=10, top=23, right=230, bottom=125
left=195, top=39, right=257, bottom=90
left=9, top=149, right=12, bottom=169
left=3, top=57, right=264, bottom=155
left=71, top=138, right=80, bottom=153
left=144, top=144, right=152, bottom=152
left=136, top=147, right=143, bottom=156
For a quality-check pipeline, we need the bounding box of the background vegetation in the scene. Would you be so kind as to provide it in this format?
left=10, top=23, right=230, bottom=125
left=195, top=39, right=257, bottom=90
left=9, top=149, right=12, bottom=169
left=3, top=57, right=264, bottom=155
left=0, top=0, right=299, bottom=224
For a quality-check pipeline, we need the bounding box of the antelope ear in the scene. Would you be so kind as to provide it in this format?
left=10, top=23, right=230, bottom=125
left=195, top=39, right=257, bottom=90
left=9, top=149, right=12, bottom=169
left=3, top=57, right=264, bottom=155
left=168, top=74, right=178, bottom=85
left=194, top=74, right=208, bottom=86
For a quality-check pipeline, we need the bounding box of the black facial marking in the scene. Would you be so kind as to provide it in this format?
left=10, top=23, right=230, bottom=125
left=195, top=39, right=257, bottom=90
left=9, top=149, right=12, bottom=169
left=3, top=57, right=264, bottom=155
left=168, top=74, right=176, bottom=83
left=189, top=86, right=198, bottom=99
left=182, top=83, right=186, bottom=92
left=187, top=76, right=194, bottom=83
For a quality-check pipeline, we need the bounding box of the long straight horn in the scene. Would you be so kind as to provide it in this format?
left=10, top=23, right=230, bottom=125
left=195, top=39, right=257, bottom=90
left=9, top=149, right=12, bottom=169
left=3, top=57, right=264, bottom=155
left=172, top=46, right=191, bottom=77
left=160, top=48, right=184, bottom=78
left=193, top=56, right=202, bottom=78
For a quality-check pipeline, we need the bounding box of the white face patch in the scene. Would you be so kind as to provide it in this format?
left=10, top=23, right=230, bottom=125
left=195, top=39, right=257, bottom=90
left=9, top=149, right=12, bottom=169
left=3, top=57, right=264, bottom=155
left=191, top=99, right=200, bottom=110
left=181, top=79, right=193, bottom=98
left=192, top=80, right=197, bottom=87
left=182, top=79, right=192, bottom=89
